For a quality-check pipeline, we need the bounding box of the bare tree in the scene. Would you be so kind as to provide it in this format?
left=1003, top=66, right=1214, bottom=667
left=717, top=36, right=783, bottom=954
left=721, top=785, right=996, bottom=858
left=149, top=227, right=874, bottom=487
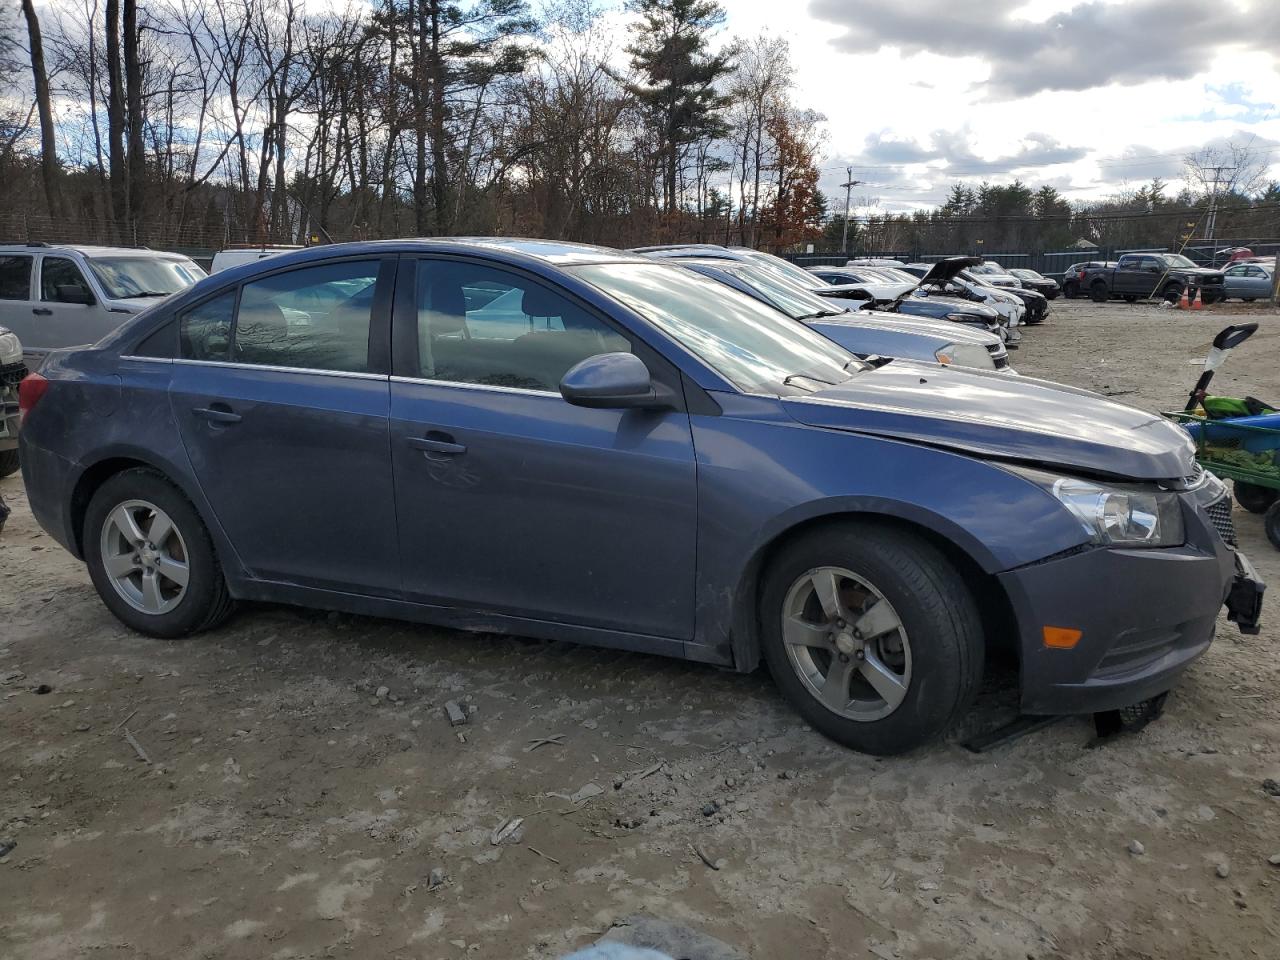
left=21, top=0, right=62, bottom=218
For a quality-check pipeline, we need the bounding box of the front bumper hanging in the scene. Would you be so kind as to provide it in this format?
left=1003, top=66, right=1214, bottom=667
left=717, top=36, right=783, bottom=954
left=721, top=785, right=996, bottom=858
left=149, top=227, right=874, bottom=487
left=1226, top=550, right=1264, bottom=635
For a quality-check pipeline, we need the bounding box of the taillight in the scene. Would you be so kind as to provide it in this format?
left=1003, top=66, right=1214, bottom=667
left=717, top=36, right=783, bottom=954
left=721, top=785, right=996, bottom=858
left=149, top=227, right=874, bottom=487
left=1077, top=270, right=1085, bottom=279
left=18, top=371, right=49, bottom=424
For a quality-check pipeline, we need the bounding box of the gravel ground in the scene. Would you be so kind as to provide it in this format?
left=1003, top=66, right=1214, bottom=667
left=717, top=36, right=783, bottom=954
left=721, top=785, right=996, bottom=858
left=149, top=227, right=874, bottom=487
left=2, top=298, right=1279, bottom=960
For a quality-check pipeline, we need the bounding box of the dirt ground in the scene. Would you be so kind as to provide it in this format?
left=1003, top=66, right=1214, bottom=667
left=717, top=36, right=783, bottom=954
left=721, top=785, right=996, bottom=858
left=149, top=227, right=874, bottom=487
left=2, top=298, right=1280, bottom=960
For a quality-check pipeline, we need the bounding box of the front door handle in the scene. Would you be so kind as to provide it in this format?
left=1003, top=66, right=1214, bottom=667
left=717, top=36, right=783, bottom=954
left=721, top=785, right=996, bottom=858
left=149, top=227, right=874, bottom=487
left=33, top=308, right=52, bottom=316
left=192, top=405, right=242, bottom=425
left=408, top=434, right=467, bottom=456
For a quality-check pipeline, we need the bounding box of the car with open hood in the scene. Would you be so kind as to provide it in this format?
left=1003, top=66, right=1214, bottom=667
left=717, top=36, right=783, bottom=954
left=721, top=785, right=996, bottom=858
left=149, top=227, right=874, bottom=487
left=803, top=265, right=1005, bottom=339
left=902, top=259, right=1027, bottom=341
left=18, top=238, right=1262, bottom=756
left=0, top=243, right=207, bottom=362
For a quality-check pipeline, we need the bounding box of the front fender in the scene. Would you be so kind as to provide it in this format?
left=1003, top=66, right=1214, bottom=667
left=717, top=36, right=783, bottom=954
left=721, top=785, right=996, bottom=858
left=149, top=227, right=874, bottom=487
left=688, top=394, right=1090, bottom=667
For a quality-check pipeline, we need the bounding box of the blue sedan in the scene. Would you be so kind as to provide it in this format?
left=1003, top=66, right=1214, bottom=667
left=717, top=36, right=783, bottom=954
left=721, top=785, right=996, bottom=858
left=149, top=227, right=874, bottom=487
left=17, top=239, right=1261, bottom=754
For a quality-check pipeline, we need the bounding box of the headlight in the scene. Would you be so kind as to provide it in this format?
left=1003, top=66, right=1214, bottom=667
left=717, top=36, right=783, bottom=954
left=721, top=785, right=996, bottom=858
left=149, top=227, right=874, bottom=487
left=0, top=330, right=20, bottom=366
left=1012, top=467, right=1184, bottom=547
left=934, top=342, right=995, bottom=371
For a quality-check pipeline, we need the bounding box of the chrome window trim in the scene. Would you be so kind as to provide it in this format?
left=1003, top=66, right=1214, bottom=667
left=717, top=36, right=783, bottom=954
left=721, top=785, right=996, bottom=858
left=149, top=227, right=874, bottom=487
left=389, top=374, right=556, bottom=398
left=121, top=355, right=386, bottom=381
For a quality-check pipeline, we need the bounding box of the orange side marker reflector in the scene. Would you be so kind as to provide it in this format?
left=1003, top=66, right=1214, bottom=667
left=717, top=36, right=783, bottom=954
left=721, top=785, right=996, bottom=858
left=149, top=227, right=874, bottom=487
left=1043, top=626, right=1082, bottom=649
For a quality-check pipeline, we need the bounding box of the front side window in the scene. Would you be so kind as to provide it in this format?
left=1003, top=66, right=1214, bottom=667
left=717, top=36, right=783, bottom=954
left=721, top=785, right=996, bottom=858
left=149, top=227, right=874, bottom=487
left=571, top=261, right=861, bottom=396
left=234, top=260, right=379, bottom=372
left=414, top=260, right=631, bottom=391
left=179, top=291, right=237, bottom=362
left=40, top=257, right=94, bottom=302
left=88, top=256, right=206, bottom=300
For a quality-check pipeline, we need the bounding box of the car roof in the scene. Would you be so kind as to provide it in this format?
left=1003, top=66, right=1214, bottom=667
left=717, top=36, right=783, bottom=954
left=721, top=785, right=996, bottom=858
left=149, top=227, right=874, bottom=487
left=0, top=243, right=191, bottom=259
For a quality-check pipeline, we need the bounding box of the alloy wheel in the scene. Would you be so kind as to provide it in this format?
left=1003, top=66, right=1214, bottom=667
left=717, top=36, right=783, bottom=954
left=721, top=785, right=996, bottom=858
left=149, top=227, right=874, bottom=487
left=99, top=499, right=190, bottom=615
left=780, top=566, right=912, bottom=721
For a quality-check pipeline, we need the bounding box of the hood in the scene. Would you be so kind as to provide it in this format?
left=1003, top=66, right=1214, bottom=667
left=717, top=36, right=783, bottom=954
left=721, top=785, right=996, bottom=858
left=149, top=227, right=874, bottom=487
left=108, top=295, right=173, bottom=313
left=781, top=361, right=1196, bottom=480
left=919, top=256, right=983, bottom=286
left=1008, top=287, right=1046, bottom=302
left=816, top=281, right=916, bottom=301
left=1177, top=267, right=1225, bottom=278
left=813, top=310, right=999, bottom=347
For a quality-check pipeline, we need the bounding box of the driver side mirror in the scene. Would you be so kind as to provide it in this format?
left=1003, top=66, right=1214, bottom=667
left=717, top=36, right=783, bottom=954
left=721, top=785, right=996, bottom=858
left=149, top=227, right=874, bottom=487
left=55, top=284, right=95, bottom=306
left=559, top=352, right=671, bottom=410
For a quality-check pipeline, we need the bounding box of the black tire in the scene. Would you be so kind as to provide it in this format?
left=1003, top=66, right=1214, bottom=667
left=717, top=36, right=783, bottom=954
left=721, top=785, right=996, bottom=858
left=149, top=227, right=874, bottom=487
left=1235, top=480, right=1280, bottom=515
left=1089, top=281, right=1109, bottom=303
left=1046, top=290, right=1059, bottom=300
left=0, top=448, right=18, bottom=479
left=1062, top=282, right=1078, bottom=300
left=1265, top=501, right=1280, bottom=551
left=84, top=467, right=234, bottom=637
left=759, top=522, right=984, bottom=755
left=1123, top=295, right=1137, bottom=303
left=1162, top=282, right=1183, bottom=303
left=1243, top=298, right=1256, bottom=303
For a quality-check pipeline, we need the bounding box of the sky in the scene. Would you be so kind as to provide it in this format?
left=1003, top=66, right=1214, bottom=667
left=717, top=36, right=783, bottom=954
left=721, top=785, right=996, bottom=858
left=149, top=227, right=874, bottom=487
left=708, top=0, right=1280, bottom=215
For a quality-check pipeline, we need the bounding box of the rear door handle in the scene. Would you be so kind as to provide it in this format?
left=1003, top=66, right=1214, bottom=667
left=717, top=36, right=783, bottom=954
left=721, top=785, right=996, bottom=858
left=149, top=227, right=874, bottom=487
left=408, top=434, right=466, bottom=456
left=192, top=405, right=242, bottom=425
left=33, top=308, right=52, bottom=316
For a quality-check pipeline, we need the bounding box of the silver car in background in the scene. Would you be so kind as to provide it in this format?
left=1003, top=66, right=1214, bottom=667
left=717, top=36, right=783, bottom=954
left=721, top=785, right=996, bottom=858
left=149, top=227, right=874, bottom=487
left=0, top=324, right=24, bottom=478
left=0, top=243, right=206, bottom=362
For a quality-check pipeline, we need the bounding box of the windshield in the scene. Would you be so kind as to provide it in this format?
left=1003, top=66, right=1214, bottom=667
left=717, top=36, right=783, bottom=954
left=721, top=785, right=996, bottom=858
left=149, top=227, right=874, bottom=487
left=719, top=263, right=845, bottom=320
left=570, top=262, right=863, bottom=395
left=1165, top=253, right=1197, bottom=269
left=88, top=256, right=206, bottom=299
left=1011, top=269, right=1041, bottom=280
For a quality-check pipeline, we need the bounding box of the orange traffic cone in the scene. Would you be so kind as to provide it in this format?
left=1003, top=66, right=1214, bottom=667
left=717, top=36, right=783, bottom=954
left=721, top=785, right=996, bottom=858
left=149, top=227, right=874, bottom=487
left=1178, top=286, right=1191, bottom=309
left=1192, top=288, right=1204, bottom=310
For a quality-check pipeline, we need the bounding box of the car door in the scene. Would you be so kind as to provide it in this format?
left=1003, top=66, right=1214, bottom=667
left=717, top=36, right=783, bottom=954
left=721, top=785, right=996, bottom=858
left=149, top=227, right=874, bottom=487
left=388, top=256, right=699, bottom=640
left=1244, top=265, right=1272, bottom=299
left=0, top=253, right=36, bottom=351
left=168, top=255, right=400, bottom=594
left=1113, top=256, right=1142, bottom=295
left=35, top=255, right=114, bottom=350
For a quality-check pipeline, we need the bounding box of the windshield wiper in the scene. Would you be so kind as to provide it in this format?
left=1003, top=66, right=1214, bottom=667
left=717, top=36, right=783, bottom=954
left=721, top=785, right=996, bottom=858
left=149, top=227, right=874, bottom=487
left=125, top=290, right=174, bottom=298
left=796, top=309, right=845, bottom=320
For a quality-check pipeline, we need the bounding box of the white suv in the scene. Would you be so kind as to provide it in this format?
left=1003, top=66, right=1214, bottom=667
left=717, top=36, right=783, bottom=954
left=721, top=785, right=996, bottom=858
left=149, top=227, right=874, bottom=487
left=0, top=243, right=207, bottom=361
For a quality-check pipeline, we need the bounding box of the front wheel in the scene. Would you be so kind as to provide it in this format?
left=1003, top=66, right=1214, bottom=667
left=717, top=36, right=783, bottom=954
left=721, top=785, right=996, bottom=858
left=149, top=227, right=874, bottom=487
left=1162, top=282, right=1183, bottom=303
left=760, top=523, right=984, bottom=755
left=84, top=468, right=234, bottom=637
left=1090, top=282, right=1109, bottom=303
left=0, top=448, right=18, bottom=479
left=1062, top=282, right=1078, bottom=299
left=1236, top=480, right=1280, bottom=514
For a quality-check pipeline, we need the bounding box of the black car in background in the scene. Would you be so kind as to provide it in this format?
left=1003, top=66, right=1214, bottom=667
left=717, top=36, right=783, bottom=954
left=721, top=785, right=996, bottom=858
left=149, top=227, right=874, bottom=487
left=1009, top=268, right=1060, bottom=299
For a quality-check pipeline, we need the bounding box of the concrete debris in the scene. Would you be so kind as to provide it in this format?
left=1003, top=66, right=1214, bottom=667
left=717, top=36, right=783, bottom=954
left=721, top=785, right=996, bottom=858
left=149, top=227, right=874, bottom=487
left=1128, top=839, right=1145, bottom=856
left=491, top=817, right=524, bottom=845
left=444, top=701, right=467, bottom=726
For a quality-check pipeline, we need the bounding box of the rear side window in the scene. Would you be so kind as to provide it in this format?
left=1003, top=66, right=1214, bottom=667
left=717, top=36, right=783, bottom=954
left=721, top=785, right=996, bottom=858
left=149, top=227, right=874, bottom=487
left=179, top=291, right=236, bottom=362
left=234, top=260, right=378, bottom=372
left=0, top=255, right=33, bottom=300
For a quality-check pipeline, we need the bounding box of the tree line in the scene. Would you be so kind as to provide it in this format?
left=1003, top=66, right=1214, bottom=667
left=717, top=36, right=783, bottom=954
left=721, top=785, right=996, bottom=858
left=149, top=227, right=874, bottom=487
left=2, top=0, right=827, bottom=252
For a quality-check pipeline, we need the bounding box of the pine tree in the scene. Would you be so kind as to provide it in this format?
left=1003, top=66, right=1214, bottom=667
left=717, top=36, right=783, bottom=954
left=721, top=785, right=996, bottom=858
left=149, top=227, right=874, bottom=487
left=624, top=0, right=733, bottom=216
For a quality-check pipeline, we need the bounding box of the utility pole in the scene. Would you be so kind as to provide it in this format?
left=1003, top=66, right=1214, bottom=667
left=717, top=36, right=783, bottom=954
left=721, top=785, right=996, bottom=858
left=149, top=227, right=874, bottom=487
left=1203, top=165, right=1235, bottom=247
left=840, top=167, right=863, bottom=254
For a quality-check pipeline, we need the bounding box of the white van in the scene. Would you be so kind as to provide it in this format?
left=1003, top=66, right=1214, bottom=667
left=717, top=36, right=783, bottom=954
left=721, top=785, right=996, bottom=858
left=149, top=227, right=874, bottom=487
left=210, top=246, right=304, bottom=274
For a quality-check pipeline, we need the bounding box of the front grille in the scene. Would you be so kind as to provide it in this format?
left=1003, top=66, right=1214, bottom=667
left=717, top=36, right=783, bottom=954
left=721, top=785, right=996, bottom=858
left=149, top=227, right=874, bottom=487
left=0, top=361, right=26, bottom=388
left=1206, top=494, right=1238, bottom=547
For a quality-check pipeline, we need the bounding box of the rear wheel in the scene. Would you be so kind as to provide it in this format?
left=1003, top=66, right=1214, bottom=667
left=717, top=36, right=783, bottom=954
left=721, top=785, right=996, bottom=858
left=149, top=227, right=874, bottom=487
left=1243, top=298, right=1256, bottom=303
left=760, top=523, right=984, bottom=755
left=1265, top=501, right=1280, bottom=551
left=0, top=449, right=18, bottom=479
left=84, top=468, right=234, bottom=637
left=1090, top=281, right=1109, bottom=303
left=1234, top=480, right=1279, bottom=515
